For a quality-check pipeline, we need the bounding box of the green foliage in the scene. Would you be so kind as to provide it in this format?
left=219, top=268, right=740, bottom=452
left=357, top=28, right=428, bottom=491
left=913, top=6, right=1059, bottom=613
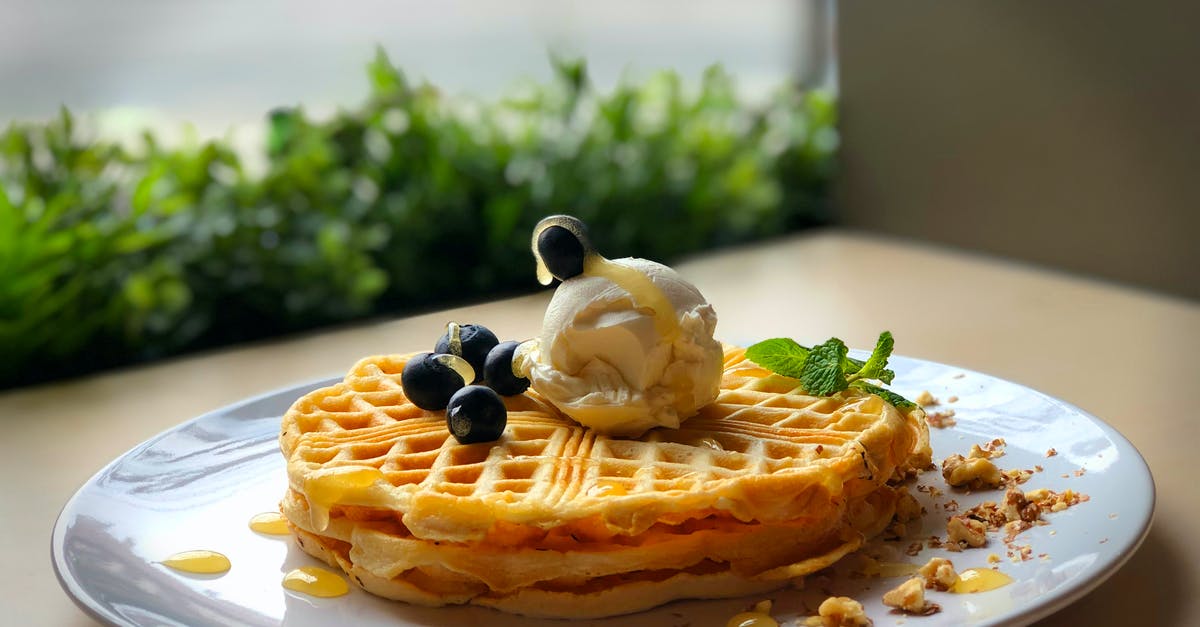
left=0, top=51, right=838, bottom=388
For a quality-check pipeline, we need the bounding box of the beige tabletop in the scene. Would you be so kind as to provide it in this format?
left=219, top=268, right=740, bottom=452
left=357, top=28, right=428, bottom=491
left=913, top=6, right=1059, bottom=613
left=3, top=229, right=1197, bottom=625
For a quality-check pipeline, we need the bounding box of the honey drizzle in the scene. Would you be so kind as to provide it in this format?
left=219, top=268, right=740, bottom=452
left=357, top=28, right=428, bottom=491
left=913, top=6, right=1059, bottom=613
left=303, top=466, right=385, bottom=531
left=951, top=568, right=1014, bottom=593
left=248, top=512, right=291, bottom=535
left=162, top=550, right=231, bottom=574
left=727, top=600, right=778, bottom=627
left=583, top=255, right=679, bottom=338
left=282, top=566, right=350, bottom=597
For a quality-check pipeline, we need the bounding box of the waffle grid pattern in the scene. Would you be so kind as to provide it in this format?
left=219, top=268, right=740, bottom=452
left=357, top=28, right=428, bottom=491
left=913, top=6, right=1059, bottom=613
left=283, top=348, right=921, bottom=540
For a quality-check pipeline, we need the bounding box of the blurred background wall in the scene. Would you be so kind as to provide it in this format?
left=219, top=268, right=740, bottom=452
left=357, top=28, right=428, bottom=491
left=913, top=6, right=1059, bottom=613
left=0, top=0, right=826, bottom=146
left=837, top=1, right=1200, bottom=300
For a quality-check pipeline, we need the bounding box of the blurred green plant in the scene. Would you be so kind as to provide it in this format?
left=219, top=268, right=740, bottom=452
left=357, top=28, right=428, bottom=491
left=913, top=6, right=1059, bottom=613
left=0, top=52, right=837, bottom=389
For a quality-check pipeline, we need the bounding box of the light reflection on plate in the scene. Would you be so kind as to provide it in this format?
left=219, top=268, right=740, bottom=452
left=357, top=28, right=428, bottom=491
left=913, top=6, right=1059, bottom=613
left=52, top=356, right=1154, bottom=627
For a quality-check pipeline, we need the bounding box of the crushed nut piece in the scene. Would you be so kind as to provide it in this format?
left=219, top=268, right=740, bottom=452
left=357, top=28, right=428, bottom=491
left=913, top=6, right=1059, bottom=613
left=1045, top=448, right=1057, bottom=457
left=804, top=596, right=873, bottom=626
left=942, top=454, right=1003, bottom=489
left=916, top=390, right=937, bottom=406
left=905, top=541, right=923, bottom=556
left=971, top=438, right=1007, bottom=458
left=917, top=557, right=959, bottom=591
left=1003, top=487, right=1042, bottom=523
left=926, top=411, right=957, bottom=428
left=1002, top=468, right=1034, bottom=486
left=947, top=395, right=959, bottom=403
left=987, top=553, right=1002, bottom=564
left=882, top=577, right=941, bottom=615
left=894, top=488, right=924, bottom=523
left=947, top=515, right=988, bottom=548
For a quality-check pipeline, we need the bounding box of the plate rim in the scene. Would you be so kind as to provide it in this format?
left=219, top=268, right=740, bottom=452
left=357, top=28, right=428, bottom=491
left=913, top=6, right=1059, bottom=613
left=50, top=359, right=1156, bottom=627
left=50, top=374, right=340, bottom=627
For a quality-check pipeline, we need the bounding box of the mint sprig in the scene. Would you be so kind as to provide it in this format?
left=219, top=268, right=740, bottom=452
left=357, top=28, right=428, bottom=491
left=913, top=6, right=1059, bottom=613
left=745, top=331, right=914, bottom=408
left=799, top=337, right=850, bottom=396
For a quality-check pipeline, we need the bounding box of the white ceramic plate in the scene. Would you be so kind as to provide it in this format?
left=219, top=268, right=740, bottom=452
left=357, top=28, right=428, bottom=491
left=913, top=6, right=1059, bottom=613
left=52, top=355, right=1154, bottom=627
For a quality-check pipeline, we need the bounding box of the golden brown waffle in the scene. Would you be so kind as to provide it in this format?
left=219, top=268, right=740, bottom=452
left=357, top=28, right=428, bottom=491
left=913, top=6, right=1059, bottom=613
left=279, top=346, right=930, bottom=617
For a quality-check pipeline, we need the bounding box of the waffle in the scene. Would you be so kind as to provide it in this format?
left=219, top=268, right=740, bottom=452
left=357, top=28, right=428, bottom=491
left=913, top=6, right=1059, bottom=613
left=279, top=346, right=931, bottom=618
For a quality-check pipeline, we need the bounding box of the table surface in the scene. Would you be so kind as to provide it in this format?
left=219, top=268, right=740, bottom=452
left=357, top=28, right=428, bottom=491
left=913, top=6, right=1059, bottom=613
left=3, top=229, right=1196, bottom=626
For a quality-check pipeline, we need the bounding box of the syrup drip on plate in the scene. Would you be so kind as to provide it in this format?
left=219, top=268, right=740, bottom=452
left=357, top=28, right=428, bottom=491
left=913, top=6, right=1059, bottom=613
left=248, top=512, right=290, bottom=535
left=161, top=550, right=231, bottom=574
left=727, top=600, right=778, bottom=627
left=282, top=566, right=350, bottom=598
left=951, top=568, right=1014, bottom=593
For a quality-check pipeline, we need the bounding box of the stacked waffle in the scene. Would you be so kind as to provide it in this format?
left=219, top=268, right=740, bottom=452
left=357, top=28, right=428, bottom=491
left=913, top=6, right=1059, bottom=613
left=279, top=346, right=931, bottom=618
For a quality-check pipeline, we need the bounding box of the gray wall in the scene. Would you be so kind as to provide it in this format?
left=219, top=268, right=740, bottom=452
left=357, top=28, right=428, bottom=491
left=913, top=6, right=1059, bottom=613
left=837, top=1, right=1199, bottom=299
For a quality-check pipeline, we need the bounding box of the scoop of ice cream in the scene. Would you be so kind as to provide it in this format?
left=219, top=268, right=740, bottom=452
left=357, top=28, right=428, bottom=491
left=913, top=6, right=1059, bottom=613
left=515, top=257, right=723, bottom=437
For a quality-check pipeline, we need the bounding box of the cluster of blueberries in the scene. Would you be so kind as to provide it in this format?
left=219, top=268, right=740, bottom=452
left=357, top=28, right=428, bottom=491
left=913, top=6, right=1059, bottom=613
left=403, top=217, right=591, bottom=444
left=401, top=323, right=530, bottom=444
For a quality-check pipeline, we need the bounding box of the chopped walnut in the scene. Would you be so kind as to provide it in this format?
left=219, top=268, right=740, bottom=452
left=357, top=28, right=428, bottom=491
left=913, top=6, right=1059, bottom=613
left=1002, top=487, right=1042, bottom=523
left=917, top=557, right=959, bottom=591
left=926, top=411, right=957, bottom=428
left=941, top=454, right=1003, bottom=489
left=915, top=390, right=937, bottom=406
left=947, top=515, right=988, bottom=548
left=882, top=577, right=940, bottom=615
left=1002, top=468, right=1034, bottom=486
left=804, top=596, right=873, bottom=626
left=968, top=439, right=1006, bottom=459
left=894, top=488, right=924, bottom=523
left=1045, top=448, right=1058, bottom=457
left=947, top=395, right=959, bottom=403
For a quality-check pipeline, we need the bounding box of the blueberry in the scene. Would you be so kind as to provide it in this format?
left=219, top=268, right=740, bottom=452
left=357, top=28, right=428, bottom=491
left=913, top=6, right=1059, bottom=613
left=483, top=341, right=530, bottom=396
left=445, top=385, right=507, bottom=444
left=434, top=323, right=499, bottom=382
left=537, top=225, right=587, bottom=282
left=532, top=215, right=593, bottom=285
left=401, top=352, right=474, bottom=411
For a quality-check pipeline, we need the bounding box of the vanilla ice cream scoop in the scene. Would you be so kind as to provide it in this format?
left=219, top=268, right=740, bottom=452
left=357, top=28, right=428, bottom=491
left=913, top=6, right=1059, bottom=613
left=515, top=254, right=724, bottom=437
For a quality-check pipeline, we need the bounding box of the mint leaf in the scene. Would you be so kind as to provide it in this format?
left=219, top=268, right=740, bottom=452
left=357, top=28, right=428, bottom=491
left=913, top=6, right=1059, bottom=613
left=850, top=330, right=896, bottom=384
left=851, top=381, right=915, bottom=409
left=843, top=354, right=866, bottom=373
left=745, top=338, right=810, bottom=378
left=799, top=338, right=849, bottom=396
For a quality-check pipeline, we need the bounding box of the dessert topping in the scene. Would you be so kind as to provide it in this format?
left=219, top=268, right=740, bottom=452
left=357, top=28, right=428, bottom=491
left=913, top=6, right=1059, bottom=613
left=282, top=566, right=350, bottom=597
left=248, top=512, right=290, bottom=535
left=518, top=215, right=723, bottom=436
left=950, top=568, right=1013, bottom=593
left=162, top=550, right=231, bottom=574
left=941, top=453, right=1003, bottom=490
left=446, top=385, right=508, bottom=444
left=803, top=596, right=873, bottom=626
left=435, top=323, right=499, bottom=382
left=532, top=216, right=591, bottom=285
left=882, top=576, right=940, bottom=615
left=482, top=340, right=531, bottom=396
left=401, top=352, right=474, bottom=410
left=917, top=557, right=959, bottom=591
left=746, top=332, right=914, bottom=408
left=727, top=599, right=779, bottom=627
